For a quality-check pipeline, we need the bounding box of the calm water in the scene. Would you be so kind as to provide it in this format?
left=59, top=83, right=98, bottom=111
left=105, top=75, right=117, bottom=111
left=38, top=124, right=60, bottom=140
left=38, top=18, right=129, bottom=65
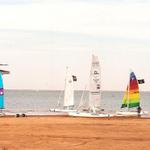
left=4, top=90, right=150, bottom=113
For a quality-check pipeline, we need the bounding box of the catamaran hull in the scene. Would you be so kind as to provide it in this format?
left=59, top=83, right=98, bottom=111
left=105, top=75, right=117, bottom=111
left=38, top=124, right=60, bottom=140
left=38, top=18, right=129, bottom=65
left=25, top=111, right=68, bottom=116
left=116, top=111, right=148, bottom=116
left=0, top=109, right=69, bottom=117
left=2, top=112, right=68, bottom=117
left=68, top=112, right=113, bottom=118
left=49, top=108, right=76, bottom=113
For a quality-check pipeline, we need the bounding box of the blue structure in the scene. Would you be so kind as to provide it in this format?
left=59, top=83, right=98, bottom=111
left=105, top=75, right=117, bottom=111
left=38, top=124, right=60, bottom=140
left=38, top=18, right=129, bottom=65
left=0, top=72, right=4, bottom=109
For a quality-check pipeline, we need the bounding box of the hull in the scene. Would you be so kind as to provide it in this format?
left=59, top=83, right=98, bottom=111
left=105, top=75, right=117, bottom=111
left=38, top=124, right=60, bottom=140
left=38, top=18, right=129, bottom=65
left=2, top=111, right=68, bottom=117
left=69, top=112, right=112, bottom=118
left=49, top=108, right=76, bottom=113
left=116, top=111, right=148, bottom=116
left=0, top=109, right=69, bottom=117
left=25, top=111, right=68, bottom=116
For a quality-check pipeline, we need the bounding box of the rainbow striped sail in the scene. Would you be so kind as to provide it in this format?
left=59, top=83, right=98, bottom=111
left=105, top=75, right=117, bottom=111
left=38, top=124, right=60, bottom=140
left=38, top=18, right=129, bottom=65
left=121, top=72, right=140, bottom=108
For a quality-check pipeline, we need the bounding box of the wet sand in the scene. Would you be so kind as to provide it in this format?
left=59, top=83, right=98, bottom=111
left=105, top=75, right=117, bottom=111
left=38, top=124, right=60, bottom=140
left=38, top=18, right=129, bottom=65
left=0, top=116, right=150, bottom=150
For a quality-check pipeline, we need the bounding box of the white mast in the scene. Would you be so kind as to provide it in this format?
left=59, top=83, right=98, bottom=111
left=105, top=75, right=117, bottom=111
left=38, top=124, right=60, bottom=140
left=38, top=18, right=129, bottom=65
left=77, top=85, right=87, bottom=111
left=89, top=55, right=101, bottom=112
left=64, top=67, right=74, bottom=109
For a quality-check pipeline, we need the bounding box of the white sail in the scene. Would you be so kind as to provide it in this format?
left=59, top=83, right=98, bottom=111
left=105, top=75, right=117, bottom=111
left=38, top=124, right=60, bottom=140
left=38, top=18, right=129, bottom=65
left=89, top=55, right=101, bottom=112
left=64, top=67, right=74, bottom=109
left=68, top=55, right=111, bottom=117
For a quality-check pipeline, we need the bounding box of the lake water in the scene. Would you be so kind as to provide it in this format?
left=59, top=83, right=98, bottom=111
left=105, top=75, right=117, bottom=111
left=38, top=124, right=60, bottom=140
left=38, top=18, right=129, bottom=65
left=4, top=90, right=150, bottom=114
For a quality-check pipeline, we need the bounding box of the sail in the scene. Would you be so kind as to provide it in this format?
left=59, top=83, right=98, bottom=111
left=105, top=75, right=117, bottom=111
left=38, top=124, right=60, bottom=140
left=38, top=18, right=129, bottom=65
left=0, top=72, right=4, bottom=109
left=89, top=55, right=101, bottom=111
left=121, top=72, right=140, bottom=108
left=64, top=67, right=74, bottom=109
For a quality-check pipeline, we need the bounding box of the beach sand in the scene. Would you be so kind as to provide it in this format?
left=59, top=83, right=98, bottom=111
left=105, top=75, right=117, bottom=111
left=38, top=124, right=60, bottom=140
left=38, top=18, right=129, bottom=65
left=0, top=116, right=150, bottom=150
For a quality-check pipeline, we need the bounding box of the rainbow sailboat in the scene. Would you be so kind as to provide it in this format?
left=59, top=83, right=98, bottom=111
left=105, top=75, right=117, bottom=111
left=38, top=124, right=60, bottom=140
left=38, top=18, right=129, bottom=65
left=121, top=72, right=140, bottom=109
left=116, top=71, right=148, bottom=116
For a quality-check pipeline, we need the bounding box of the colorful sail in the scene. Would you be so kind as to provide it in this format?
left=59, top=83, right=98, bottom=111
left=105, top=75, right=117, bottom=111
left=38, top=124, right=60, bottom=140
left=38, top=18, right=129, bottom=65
left=121, top=72, right=140, bottom=108
left=89, top=55, right=101, bottom=112
left=0, top=72, right=4, bottom=109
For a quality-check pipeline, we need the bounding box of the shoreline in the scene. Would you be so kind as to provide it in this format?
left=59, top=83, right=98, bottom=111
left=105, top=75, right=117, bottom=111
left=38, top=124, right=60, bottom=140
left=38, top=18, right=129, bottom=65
left=1, top=115, right=150, bottom=118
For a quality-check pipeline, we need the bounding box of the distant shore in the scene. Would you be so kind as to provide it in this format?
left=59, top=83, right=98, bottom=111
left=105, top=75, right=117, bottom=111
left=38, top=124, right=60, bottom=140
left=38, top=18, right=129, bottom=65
left=0, top=116, right=150, bottom=150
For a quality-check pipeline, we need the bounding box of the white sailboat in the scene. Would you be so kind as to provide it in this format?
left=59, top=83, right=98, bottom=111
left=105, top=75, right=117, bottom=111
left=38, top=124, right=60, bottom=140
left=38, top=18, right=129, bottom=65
left=63, top=67, right=74, bottom=110
left=69, top=55, right=111, bottom=117
left=50, top=67, right=77, bottom=113
left=89, top=54, right=101, bottom=113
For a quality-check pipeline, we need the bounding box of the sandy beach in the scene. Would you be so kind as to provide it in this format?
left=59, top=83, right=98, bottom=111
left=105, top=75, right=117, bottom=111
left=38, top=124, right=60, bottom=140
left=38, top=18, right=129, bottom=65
left=0, top=116, right=150, bottom=150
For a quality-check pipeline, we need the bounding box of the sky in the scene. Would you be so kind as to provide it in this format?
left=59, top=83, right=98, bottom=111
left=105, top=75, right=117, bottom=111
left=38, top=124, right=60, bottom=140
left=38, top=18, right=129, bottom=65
left=0, top=0, right=150, bottom=91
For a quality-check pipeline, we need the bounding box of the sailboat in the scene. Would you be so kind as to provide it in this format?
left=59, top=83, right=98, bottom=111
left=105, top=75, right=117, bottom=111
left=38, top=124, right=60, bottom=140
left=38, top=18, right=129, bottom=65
left=63, top=67, right=75, bottom=110
left=69, top=55, right=110, bottom=117
left=49, top=67, right=77, bottom=113
left=89, top=54, right=101, bottom=113
left=0, top=72, right=4, bottom=111
left=0, top=64, right=10, bottom=116
left=116, top=71, right=148, bottom=116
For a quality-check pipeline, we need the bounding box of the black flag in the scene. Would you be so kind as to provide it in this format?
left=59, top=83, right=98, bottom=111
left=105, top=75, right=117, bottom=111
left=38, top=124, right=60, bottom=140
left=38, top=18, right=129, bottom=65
left=0, top=70, right=10, bottom=75
left=72, top=75, right=77, bottom=82
left=138, top=79, right=145, bottom=84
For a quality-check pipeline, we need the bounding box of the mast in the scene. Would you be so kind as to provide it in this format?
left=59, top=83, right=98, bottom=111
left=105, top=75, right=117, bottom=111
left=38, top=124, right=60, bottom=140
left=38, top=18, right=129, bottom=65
left=77, top=85, right=87, bottom=111
left=57, top=91, right=63, bottom=108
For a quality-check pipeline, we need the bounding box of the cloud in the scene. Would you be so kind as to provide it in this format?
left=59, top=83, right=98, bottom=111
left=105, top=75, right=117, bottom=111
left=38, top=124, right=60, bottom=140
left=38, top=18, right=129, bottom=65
left=0, top=0, right=31, bottom=5
left=0, top=0, right=150, bottom=39
left=0, top=29, right=150, bottom=54
left=32, top=0, right=150, bottom=4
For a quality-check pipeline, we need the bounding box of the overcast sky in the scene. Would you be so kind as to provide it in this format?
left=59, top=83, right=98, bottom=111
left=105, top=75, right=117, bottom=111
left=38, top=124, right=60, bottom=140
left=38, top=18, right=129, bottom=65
left=0, top=0, right=150, bottom=91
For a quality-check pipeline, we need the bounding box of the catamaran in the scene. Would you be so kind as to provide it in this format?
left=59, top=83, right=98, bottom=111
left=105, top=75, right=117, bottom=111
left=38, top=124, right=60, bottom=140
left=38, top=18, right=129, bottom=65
left=116, top=71, right=148, bottom=116
left=0, top=72, right=4, bottom=113
left=69, top=55, right=110, bottom=117
left=0, top=64, right=10, bottom=116
left=50, top=67, right=77, bottom=113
